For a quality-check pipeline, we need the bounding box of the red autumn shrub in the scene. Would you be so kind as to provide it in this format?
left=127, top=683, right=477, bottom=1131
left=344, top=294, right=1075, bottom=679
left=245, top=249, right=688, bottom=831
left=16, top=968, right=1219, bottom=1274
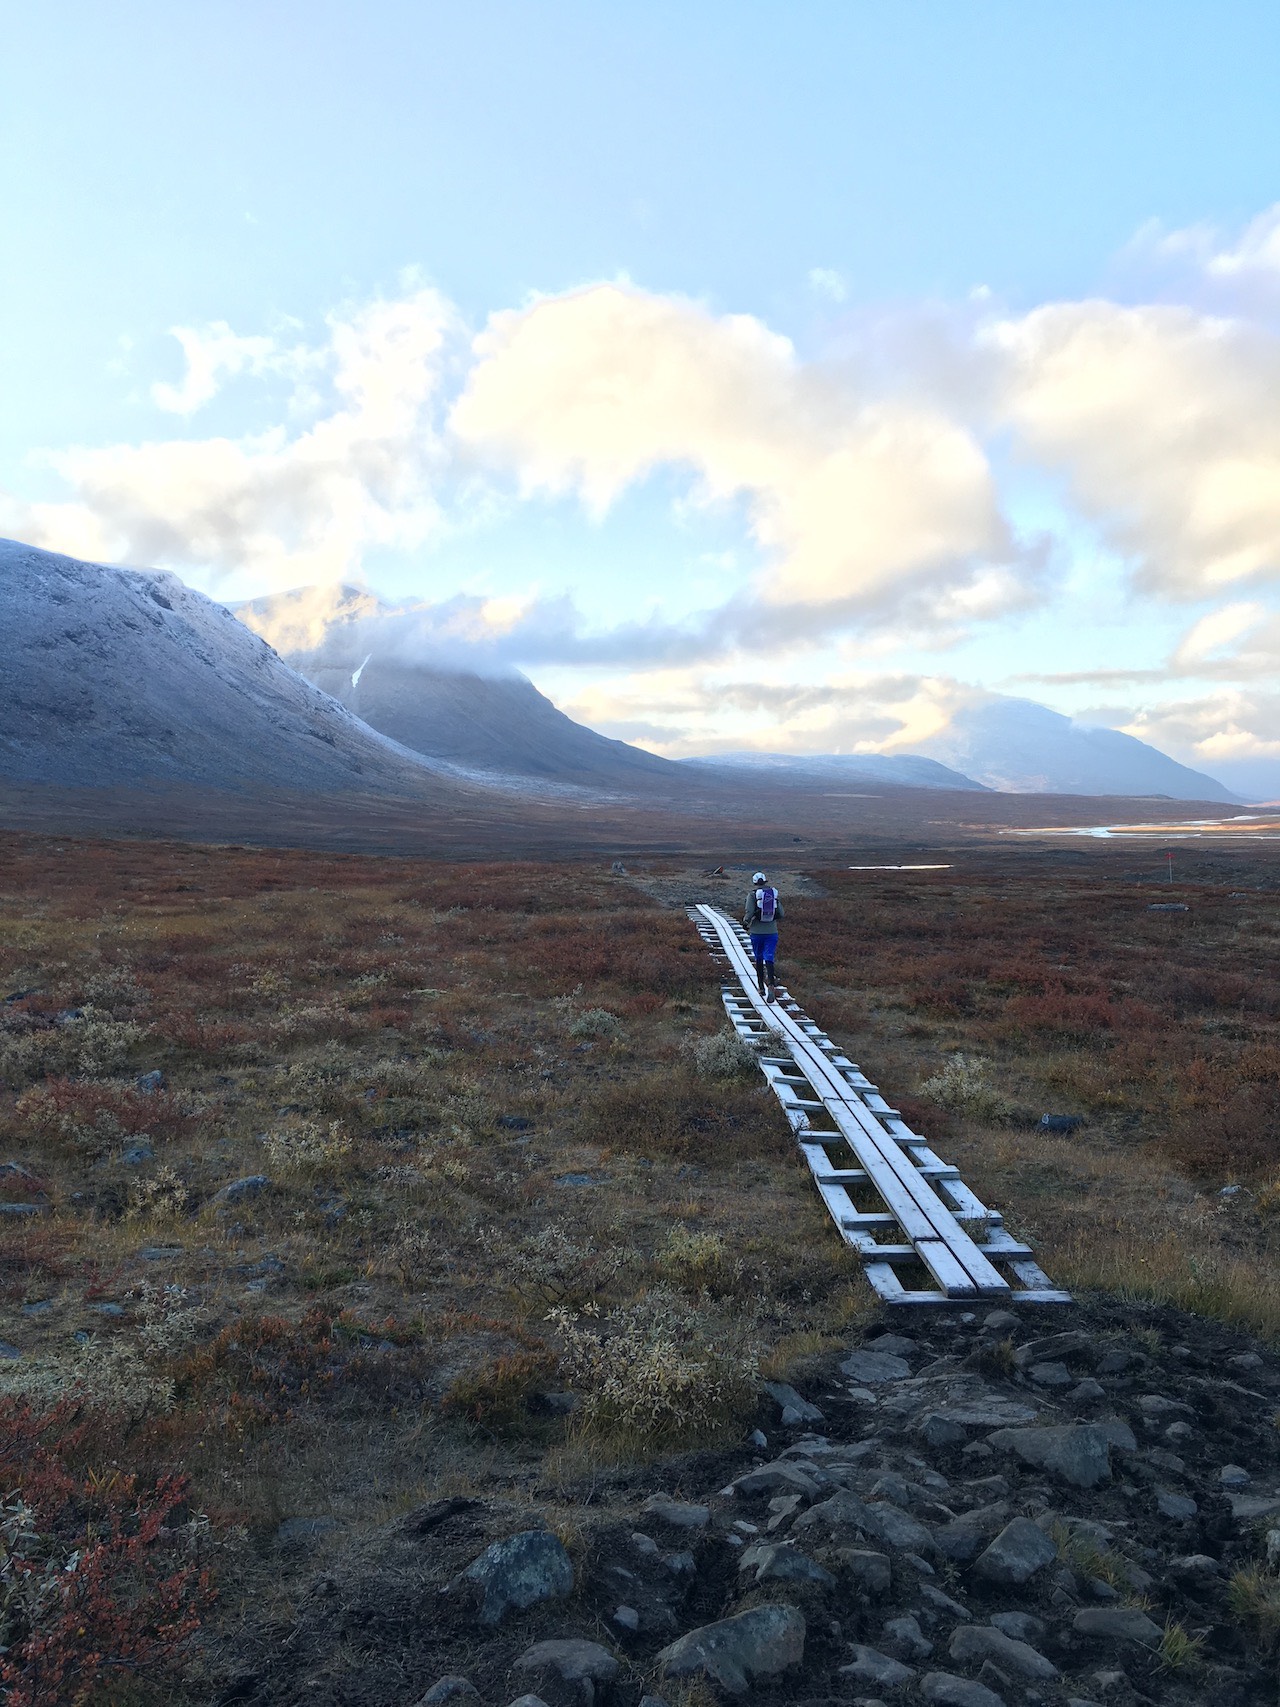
left=0, top=1401, right=211, bottom=1707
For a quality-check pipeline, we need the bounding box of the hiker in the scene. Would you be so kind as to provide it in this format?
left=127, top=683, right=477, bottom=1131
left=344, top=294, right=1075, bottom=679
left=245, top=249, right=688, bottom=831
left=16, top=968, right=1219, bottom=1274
left=744, top=870, right=783, bottom=999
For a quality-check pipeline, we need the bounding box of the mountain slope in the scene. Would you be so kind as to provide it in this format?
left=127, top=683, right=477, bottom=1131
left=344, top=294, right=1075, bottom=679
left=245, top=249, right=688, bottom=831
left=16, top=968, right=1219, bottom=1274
left=0, top=541, right=470, bottom=796
left=236, top=587, right=678, bottom=787
left=680, top=751, right=988, bottom=791
left=915, top=697, right=1237, bottom=802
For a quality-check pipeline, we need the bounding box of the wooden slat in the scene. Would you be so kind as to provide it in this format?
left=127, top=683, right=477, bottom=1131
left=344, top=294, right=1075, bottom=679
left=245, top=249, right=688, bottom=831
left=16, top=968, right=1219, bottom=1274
left=692, top=903, right=1068, bottom=1308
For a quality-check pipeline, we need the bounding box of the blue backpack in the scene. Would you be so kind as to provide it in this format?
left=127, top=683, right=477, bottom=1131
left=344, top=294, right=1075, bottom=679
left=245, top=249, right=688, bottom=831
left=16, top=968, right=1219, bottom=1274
left=756, top=885, right=776, bottom=923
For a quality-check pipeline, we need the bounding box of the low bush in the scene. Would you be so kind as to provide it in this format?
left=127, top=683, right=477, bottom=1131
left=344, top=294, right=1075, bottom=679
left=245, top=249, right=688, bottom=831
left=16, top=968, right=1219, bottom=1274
left=687, top=1030, right=759, bottom=1079
left=919, top=1053, right=1010, bottom=1122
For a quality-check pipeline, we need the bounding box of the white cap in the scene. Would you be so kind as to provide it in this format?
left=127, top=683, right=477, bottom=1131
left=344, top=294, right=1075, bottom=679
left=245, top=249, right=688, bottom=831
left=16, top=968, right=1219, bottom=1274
left=752, top=871, right=767, bottom=883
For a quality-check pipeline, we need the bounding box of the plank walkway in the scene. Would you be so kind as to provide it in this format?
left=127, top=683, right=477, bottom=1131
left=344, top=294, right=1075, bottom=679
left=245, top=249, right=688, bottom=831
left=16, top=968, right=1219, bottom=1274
left=690, top=903, right=1071, bottom=1307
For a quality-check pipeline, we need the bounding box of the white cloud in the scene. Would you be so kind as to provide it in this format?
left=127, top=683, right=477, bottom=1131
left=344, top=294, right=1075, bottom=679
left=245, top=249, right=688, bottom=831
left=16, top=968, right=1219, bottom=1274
left=452, top=282, right=1022, bottom=622
left=808, top=267, right=847, bottom=302
left=151, top=322, right=290, bottom=414
left=990, top=300, right=1280, bottom=597
left=7, top=288, right=460, bottom=592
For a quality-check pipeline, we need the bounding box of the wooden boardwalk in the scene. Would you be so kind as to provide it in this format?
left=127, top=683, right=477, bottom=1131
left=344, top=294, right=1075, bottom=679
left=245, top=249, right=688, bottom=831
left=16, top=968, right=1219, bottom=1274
left=690, top=903, right=1071, bottom=1307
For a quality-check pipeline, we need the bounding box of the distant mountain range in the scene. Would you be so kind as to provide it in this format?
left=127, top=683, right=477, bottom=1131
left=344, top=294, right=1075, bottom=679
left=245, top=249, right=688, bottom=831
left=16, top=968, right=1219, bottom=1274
left=3, top=547, right=1241, bottom=809
left=236, top=585, right=678, bottom=791
left=0, top=542, right=469, bottom=802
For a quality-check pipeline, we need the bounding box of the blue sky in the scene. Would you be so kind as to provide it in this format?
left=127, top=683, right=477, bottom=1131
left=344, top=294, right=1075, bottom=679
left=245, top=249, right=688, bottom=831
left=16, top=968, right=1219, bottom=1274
left=6, top=2, right=1280, bottom=789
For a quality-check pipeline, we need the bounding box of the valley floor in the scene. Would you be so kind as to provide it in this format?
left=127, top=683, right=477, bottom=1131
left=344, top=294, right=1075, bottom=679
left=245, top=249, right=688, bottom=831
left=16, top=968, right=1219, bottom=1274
left=2, top=832, right=1280, bottom=1703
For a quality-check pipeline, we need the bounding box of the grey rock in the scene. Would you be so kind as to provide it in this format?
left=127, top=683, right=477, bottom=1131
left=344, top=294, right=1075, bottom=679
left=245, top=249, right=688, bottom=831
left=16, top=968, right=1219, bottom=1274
left=920, top=1673, right=1006, bottom=1707
left=747, top=1428, right=768, bottom=1448
left=460, top=1530, right=574, bottom=1627
left=657, top=1603, right=805, bottom=1695
left=920, top=1413, right=969, bottom=1448
left=137, top=1245, right=183, bottom=1261
left=1228, top=1351, right=1264, bottom=1371
left=1165, top=1420, right=1194, bottom=1443
left=1219, top=1464, right=1251, bottom=1489
left=214, top=1174, right=271, bottom=1205
left=121, top=1140, right=155, bottom=1165
left=841, top=1349, right=912, bottom=1383
left=1169, top=1553, right=1219, bottom=1577
left=839, top=1645, right=915, bottom=1689
left=764, top=1381, right=824, bottom=1425
left=1146, top=1446, right=1185, bottom=1473
left=987, top=1423, right=1114, bottom=1488
left=0, top=1204, right=44, bottom=1217
left=973, top=1516, right=1057, bottom=1584
left=1230, top=1492, right=1280, bottom=1521
left=838, top=1548, right=891, bottom=1595
left=928, top=1401, right=1039, bottom=1429
left=922, top=1583, right=971, bottom=1620
left=1269, top=1529, right=1280, bottom=1570
left=1070, top=1378, right=1105, bottom=1404
left=934, top=1503, right=1012, bottom=1563
left=637, top=1699, right=669, bottom=1707
left=983, top=1310, right=1022, bottom=1333
left=415, top=1680, right=480, bottom=1706
left=1137, top=1392, right=1193, bottom=1418
left=867, top=1333, right=917, bottom=1358
left=731, top=1461, right=818, bottom=1497
left=135, top=1069, right=165, bottom=1093
left=1012, top=1330, right=1092, bottom=1369
left=642, top=1494, right=710, bottom=1528
left=89, top=1302, right=125, bottom=1316
left=513, top=1638, right=619, bottom=1700
left=20, top=1300, right=54, bottom=1316
left=990, top=1610, right=1047, bottom=1643
left=949, top=1625, right=1058, bottom=1680
left=1073, top=1606, right=1162, bottom=1645
left=1029, top=1361, right=1073, bottom=1387
left=507, top=1697, right=551, bottom=1707
left=0, top=1342, right=21, bottom=1360
left=1156, top=1490, right=1197, bottom=1520
left=275, top=1516, right=340, bottom=1548
left=613, top=1606, right=639, bottom=1632
left=882, top=1614, right=932, bottom=1660
left=746, top=1542, right=835, bottom=1588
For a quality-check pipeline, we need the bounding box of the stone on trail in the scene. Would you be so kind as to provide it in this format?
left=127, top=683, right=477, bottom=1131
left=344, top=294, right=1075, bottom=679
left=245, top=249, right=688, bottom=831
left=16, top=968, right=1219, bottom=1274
left=657, top=1603, right=805, bottom=1695
left=973, top=1516, right=1058, bottom=1585
left=1156, top=1489, right=1197, bottom=1520
left=1073, top=1606, right=1163, bottom=1645
left=642, top=1494, right=710, bottom=1528
left=742, top=1541, right=835, bottom=1588
left=214, top=1174, right=271, bottom=1205
left=415, top=1681, right=480, bottom=1706
left=507, top=1697, right=551, bottom=1707
left=882, top=1613, right=933, bottom=1660
left=841, top=1349, right=912, bottom=1383
left=764, top=1380, right=825, bottom=1425
left=948, top=1625, right=1059, bottom=1681
left=513, top=1639, right=619, bottom=1704
left=866, top=1333, right=917, bottom=1359
left=839, top=1548, right=892, bottom=1595
left=934, top=1503, right=1012, bottom=1563
left=1219, top=1464, right=1251, bottom=1489
left=459, top=1530, right=574, bottom=1626
left=986, top=1423, right=1116, bottom=1489
left=731, top=1461, right=819, bottom=1497
left=989, top=1611, right=1047, bottom=1644
left=921, top=1672, right=1007, bottom=1707
left=1168, top=1553, right=1219, bottom=1577
left=838, top=1644, right=915, bottom=1689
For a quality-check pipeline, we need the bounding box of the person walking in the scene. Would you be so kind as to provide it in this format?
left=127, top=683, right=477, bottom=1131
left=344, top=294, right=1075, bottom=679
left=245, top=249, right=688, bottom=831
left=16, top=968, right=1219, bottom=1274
left=744, top=870, right=783, bottom=998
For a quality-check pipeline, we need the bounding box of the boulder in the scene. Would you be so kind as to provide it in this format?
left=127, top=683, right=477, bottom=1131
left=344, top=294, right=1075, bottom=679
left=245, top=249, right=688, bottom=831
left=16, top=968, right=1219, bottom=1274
left=742, top=1541, right=835, bottom=1588
left=989, top=1611, right=1046, bottom=1644
left=973, top=1517, right=1057, bottom=1585
left=642, top=1495, right=710, bottom=1528
left=986, top=1424, right=1114, bottom=1489
left=934, top=1503, right=1011, bottom=1563
left=513, top=1639, right=619, bottom=1706
left=882, top=1613, right=933, bottom=1660
left=731, top=1461, right=819, bottom=1497
left=459, top=1530, right=574, bottom=1627
left=415, top=1681, right=480, bottom=1706
left=838, top=1645, right=915, bottom=1689
left=764, top=1381, right=824, bottom=1425
left=949, top=1626, right=1058, bottom=1680
left=657, top=1604, right=805, bottom=1695
left=1011, top=1331, right=1093, bottom=1369
left=840, top=1349, right=912, bottom=1383
left=1156, top=1490, right=1197, bottom=1520
left=1073, top=1607, right=1162, bottom=1646
left=214, top=1174, right=271, bottom=1205
left=921, top=1673, right=1007, bottom=1707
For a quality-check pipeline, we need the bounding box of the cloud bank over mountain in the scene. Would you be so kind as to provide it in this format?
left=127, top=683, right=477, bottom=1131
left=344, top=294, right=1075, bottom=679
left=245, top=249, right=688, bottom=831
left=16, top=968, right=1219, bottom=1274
left=8, top=208, right=1280, bottom=789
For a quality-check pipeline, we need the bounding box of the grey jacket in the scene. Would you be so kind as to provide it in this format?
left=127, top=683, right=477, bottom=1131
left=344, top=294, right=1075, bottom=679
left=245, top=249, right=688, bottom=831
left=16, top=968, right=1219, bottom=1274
left=744, top=885, right=783, bottom=935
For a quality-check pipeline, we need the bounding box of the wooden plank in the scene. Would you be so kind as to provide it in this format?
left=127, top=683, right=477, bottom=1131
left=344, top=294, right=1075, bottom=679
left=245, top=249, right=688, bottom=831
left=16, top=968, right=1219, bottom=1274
left=697, top=903, right=1066, bottom=1306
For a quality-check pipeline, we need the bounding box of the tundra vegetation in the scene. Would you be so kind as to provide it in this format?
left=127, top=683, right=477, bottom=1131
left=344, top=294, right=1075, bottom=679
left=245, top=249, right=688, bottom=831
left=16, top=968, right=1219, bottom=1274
left=1, top=832, right=1279, bottom=1699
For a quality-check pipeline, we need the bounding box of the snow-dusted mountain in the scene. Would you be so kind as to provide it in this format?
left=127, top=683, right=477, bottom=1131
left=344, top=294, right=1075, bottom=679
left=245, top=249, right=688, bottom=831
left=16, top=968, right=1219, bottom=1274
left=680, top=751, right=988, bottom=791
left=0, top=541, right=470, bottom=796
left=236, top=586, right=679, bottom=788
left=915, top=697, right=1237, bottom=802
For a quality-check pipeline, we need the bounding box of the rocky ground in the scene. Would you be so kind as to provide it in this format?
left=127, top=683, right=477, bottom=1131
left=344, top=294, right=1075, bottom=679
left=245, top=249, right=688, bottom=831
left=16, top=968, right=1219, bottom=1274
left=211, top=1295, right=1280, bottom=1707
